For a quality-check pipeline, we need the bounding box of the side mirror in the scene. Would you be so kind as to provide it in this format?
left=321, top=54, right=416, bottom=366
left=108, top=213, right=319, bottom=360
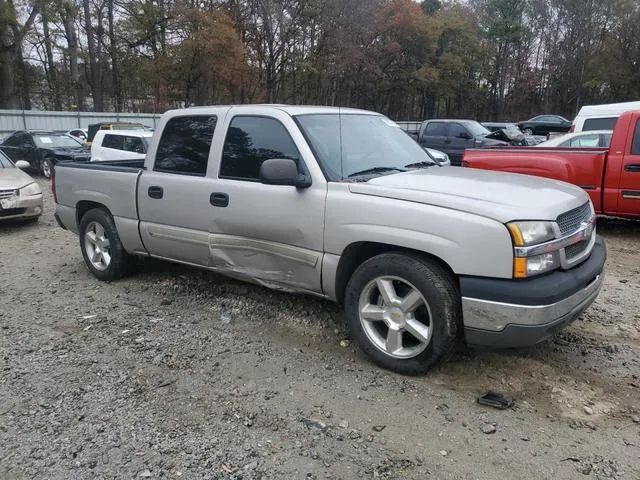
left=458, top=132, right=473, bottom=140
left=260, top=158, right=311, bottom=188
left=15, top=160, right=30, bottom=169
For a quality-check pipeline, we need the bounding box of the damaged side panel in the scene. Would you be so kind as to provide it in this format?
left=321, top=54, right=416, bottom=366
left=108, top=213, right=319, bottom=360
left=208, top=233, right=324, bottom=294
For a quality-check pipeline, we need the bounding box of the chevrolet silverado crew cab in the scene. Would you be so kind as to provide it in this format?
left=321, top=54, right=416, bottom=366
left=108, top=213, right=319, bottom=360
left=462, top=109, right=640, bottom=219
left=53, top=105, right=606, bottom=374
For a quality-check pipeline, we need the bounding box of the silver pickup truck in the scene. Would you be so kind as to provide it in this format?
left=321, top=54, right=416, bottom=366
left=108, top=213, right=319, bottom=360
left=53, top=105, right=606, bottom=374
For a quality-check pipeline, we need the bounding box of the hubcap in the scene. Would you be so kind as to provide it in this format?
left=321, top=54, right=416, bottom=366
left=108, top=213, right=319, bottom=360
left=42, top=160, right=51, bottom=178
left=358, top=276, right=433, bottom=359
left=84, top=221, right=111, bottom=271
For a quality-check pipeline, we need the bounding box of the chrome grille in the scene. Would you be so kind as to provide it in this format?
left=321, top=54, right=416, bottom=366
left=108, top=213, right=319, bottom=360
left=556, top=202, right=591, bottom=235
left=565, top=239, right=589, bottom=260
left=0, top=189, right=17, bottom=200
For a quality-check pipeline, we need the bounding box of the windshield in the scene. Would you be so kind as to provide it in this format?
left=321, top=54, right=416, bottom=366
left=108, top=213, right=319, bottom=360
left=465, top=122, right=491, bottom=137
left=296, top=113, right=434, bottom=180
left=34, top=135, right=83, bottom=148
left=0, top=152, right=14, bottom=168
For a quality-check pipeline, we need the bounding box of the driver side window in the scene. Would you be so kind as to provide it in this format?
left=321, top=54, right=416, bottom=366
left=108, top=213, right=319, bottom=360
left=449, top=123, right=470, bottom=139
left=18, top=133, right=34, bottom=148
left=220, top=116, right=302, bottom=181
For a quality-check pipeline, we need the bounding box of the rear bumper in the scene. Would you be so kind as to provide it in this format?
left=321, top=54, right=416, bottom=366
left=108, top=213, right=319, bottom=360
left=461, top=237, right=606, bottom=348
left=54, top=204, right=78, bottom=233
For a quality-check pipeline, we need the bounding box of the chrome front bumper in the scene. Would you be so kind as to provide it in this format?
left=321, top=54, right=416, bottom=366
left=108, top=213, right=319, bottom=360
left=462, top=272, right=603, bottom=332
left=461, top=236, right=606, bottom=348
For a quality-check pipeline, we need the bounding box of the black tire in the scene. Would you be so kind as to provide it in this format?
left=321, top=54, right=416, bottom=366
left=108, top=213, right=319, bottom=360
left=41, top=158, right=54, bottom=178
left=79, top=208, right=135, bottom=281
left=344, top=252, right=461, bottom=375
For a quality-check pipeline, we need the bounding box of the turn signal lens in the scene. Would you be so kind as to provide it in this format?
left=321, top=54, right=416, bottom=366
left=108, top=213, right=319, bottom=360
left=507, top=223, right=525, bottom=246
left=513, top=258, right=527, bottom=278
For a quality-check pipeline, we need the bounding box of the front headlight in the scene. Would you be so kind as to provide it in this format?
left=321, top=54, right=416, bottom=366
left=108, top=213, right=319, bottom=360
left=507, top=221, right=555, bottom=246
left=507, top=221, right=558, bottom=278
left=19, top=182, right=42, bottom=196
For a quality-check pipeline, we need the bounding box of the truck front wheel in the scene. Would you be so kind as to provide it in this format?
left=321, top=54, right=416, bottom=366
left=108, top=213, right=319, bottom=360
left=344, top=253, right=461, bottom=374
left=79, top=208, right=134, bottom=281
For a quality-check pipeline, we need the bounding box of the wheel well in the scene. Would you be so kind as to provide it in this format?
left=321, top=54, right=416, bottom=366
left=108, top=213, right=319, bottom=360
left=334, top=242, right=457, bottom=305
left=76, top=201, right=110, bottom=228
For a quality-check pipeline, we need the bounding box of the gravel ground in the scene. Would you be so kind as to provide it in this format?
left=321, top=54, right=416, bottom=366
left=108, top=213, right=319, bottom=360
left=1, top=178, right=639, bottom=479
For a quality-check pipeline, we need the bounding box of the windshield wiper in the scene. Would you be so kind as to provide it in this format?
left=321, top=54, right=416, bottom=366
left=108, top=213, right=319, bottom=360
left=347, top=167, right=406, bottom=178
left=405, top=161, right=438, bottom=169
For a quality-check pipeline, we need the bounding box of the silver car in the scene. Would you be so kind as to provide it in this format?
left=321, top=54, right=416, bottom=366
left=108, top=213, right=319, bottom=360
left=0, top=153, right=43, bottom=222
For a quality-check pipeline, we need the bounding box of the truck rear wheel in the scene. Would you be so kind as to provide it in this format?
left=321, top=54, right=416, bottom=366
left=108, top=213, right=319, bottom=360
left=344, top=253, right=461, bottom=374
left=79, top=208, right=134, bottom=281
left=41, top=158, right=54, bottom=178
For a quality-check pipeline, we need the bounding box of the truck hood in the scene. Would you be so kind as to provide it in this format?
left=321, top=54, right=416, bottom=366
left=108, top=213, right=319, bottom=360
left=0, top=167, right=35, bottom=189
left=349, top=167, right=589, bottom=223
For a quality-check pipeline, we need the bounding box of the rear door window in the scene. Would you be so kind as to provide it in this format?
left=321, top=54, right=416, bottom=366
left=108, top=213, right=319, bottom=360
left=2, top=133, right=21, bottom=147
left=424, top=122, right=448, bottom=136
left=583, top=117, right=617, bottom=131
left=154, top=115, right=217, bottom=176
left=568, top=134, right=600, bottom=147
left=102, top=134, right=124, bottom=150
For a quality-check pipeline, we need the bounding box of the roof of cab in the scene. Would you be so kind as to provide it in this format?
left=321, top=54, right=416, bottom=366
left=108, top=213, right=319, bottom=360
left=94, top=129, right=153, bottom=137
left=164, top=104, right=379, bottom=117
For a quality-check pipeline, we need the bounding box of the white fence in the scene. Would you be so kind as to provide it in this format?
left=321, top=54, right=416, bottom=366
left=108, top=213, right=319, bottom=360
left=0, top=110, right=162, bottom=135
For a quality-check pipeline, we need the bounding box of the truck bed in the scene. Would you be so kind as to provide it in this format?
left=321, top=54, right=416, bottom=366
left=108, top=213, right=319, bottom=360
left=59, top=158, right=146, bottom=171
left=54, top=158, right=145, bottom=252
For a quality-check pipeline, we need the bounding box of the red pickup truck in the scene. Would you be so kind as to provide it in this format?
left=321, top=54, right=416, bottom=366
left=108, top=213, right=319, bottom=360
left=462, top=110, right=640, bottom=219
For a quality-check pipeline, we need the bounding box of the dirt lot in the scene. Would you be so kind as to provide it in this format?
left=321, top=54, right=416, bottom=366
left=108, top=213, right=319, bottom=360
left=1, top=178, right=639, bottom=479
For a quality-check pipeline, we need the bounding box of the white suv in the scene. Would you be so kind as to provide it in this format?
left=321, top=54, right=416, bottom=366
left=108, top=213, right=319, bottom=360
left=90, top=130, right=153, bottom=162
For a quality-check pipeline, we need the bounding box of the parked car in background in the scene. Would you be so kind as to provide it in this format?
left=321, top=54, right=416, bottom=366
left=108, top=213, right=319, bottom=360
left=417, top=119, right=508, bottom=165
left=517, top=115, right=572, bottom=136
left=90, top=130, right=153, bottom=162
left=535, top=130, right=613, bottom=148
left=67, top=128, right=88, bottom=141
left=54, top=105, right=605, bottom=374
left=481, top=122, right=529, bottom=145
left=396, top=121, right=422, bottom=141
left=571, top=101, right=640, bottom=133
left=0, top=131, right=90, bottom=178
left=482, top=122, right=547, bottom=145
left=86, top=122, right=152, bottom=146
left=424, top=147, right=451, bottom=166
left=0, top=152, right=43, bottom=222
left=462, top=110, right=640, bottom=219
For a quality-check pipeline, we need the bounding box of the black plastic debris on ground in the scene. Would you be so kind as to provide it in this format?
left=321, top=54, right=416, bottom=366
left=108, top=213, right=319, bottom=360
left=477, top=391, right=514, bottom=409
